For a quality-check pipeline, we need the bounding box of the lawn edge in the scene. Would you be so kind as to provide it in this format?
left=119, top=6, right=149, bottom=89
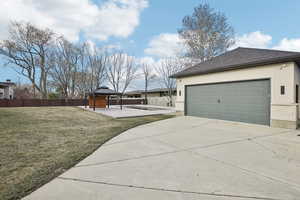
left=20, top=113, right=175, bottom=200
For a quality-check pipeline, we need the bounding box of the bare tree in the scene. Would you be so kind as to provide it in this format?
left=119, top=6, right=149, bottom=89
left=73, top=43, right=109, bottom=98
left=0, top=21, right=138, bottom=99
left=142, top=63, right=156, bottom=104
left=0, top=22, right=54, bottom=98
left=156, top=58, right=184, bottom=106
left=49, top=37, right=80, bottom=98
left=178, top=3, right=234, bottom=62
left=87, top=48, right=108, bottom=89
left=107, top=52, right=137, bottom=94
left=14, top=82, right=36, bottom=99
left=75, top=43, right=92, bottom=97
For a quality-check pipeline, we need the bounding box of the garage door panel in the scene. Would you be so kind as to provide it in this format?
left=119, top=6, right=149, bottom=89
left=185, top=80, right=270, bottom=125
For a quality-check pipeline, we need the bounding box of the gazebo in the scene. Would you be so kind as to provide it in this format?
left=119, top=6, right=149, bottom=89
left=86, top=86, right=122, bottom=111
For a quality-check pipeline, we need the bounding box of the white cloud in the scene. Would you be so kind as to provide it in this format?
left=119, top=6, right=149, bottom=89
left=273, top=38, right=300, bottom=52
left=86, top=0, right=148, bottom=41
left=232, top=31, right=272, bottom=49
left=232, top=31, right=300, bottom=52
left=144, top=31, right=300, bottom=64
left=144, top=33, right=185, bottom=58
left=105, top=44, right=122, bottom=50
left=0, top=0, right=148, bottom=42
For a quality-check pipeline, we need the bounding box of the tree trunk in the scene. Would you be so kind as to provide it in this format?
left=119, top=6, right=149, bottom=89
left=145, top=80, right=148, bottom=105
left=168, top=89, right=172, bottom=107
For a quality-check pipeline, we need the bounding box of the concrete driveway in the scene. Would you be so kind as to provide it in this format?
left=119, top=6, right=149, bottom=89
left=24, top=117, right=300, bottom=200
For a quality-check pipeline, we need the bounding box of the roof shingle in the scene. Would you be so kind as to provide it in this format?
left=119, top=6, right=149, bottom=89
left=171, top=47, right=300, bottom=78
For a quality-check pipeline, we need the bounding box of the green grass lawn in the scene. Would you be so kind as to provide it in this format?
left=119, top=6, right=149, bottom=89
left=0, top=106, right=174, bottom=200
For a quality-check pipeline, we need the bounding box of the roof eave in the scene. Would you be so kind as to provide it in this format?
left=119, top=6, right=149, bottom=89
left=171, top=55, right=300, bottom=79
left=90, top=92, right=121, bottom=95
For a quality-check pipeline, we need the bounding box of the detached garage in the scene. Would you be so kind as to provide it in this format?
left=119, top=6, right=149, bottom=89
left=171, top=47, right=300, bottom=129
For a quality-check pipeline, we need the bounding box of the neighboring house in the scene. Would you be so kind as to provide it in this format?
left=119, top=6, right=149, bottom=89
left=142, top=88, right=177, bottom=98
left=171, top=47, right=300, bottom=129
left=0, top=79, right=15, bottom=100
left=124, top=88, right=177, bottom=107
left=124, top=88, right=177, bottom=98
left=124, top=90, right=143, bottom=98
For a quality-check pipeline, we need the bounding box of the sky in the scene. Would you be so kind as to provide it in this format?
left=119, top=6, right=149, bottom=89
left=1, top=0, right=300, bottom=90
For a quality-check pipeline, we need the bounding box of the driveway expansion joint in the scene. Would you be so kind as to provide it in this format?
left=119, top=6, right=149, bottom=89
left=22, top=117, right=300, bottom=200
left=150, top=133, right=300, bottom=191
left=103, top=121, right=213, bottom=147
left=57, top=177, right=284, bottom=200
left=75, top=131, right=290, bottom=168
left=189, top=150, right=300, bottom=191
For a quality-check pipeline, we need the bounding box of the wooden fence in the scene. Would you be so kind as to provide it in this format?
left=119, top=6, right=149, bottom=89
left=0, top=98, right=145, bottom=107
left=0, top=99, right=86, bottom=107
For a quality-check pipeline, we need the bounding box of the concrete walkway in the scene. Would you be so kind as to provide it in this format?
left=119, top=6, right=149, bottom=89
left=24, top=117, right=300, bottom=200
left=80, top=105, right=176, bottom=118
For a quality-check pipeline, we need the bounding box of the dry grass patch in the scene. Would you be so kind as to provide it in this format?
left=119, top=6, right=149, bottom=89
left=0, top=106, right=174, bottom=200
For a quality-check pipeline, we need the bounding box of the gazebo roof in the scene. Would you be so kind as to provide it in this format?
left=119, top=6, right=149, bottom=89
left=91, top=86, right=121, bottom=95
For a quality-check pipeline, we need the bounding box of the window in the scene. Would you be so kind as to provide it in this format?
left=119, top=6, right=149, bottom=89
left=179, top=90, right=181, bottom=96
left=296, top=85, right=299, bottom=103
left=280, top=86, right=285, bottom=95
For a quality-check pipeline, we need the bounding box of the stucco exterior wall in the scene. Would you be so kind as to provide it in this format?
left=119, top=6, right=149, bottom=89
left=147, top=96, right=176, bottom=107
left=294, top=63, right=300, bottom=119
left=176, top=62, right=299, bottom=129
